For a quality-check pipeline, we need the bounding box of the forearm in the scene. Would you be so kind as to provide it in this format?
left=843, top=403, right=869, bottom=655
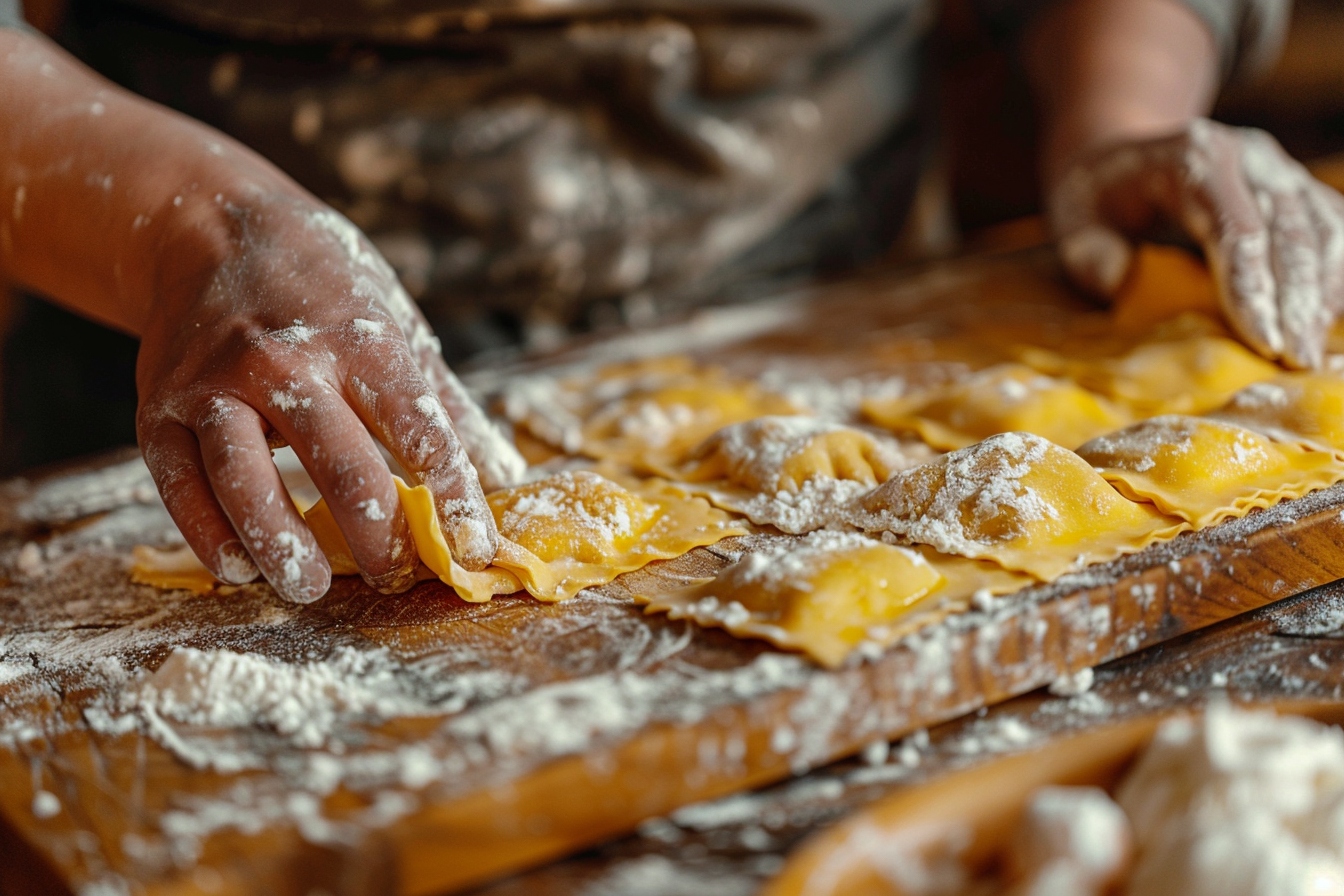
left=1024, top=0, right=1221, bottom=191
left=0, top=27, right=309, bottom=335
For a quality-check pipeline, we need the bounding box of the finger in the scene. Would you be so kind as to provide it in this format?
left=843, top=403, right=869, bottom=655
left=1199, top=167, right=1283, bottom=360
left=421, top=355, right=528, bottom=491
left=1049, top=165, right=1138, bottom=299
left=139, top=418, right=260, bottom=585
left=253, top=381, right=418, bottom=594
left=194, top=397, right=331, bottom=603
left=346, top=351, right=499, bottom=571
left=1306, top=185, right=1344, bottom=357
left=379, top=289, right=528, bottom=491
left=1269, top=187, right=1327, bottom=369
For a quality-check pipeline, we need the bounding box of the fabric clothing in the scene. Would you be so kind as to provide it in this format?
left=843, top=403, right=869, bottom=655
left=0, top=0, right=23, bottom=28
left=59, top=0, right=1287, bottom=345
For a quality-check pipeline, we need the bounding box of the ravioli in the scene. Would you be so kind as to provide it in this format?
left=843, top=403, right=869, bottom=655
left=1077, top=416, right=1344, bottom=527
left=308, top=471, right=749, bottom=602
left=1209, top=373, right=1344, bottom=454
left=844, top=432, right=1183, bottom=580
left=862, top=364, right=1129, bottom=450
left=509, top=356, right=801, bottom=470
left=1020, top=324, right=1280, bottom=417
left=640, top=532, right=944, bottom=667
left=638, top=533, right=1033, bottom=667
left=667, top=417, right=926, bottom=533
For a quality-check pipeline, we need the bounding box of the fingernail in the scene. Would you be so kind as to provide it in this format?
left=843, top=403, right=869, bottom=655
left=1060, top=226, right=1133, bottom=296
left=279, top=566, right=331, bottom=605
left=215, top=541, right=260, bottom=584
left=445, top=509, right=498, bottom=571
left=365, top=561, right=418, bottom=595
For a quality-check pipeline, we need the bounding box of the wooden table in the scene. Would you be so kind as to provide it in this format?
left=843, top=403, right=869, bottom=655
left=3, top=250, right=1344, bottom=896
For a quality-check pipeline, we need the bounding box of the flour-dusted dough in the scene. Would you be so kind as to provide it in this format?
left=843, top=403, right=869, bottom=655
left=1209, top=373, right=1344, bottom=455
left=667, top=416, right=930, bottom=533
left=637, top=533, right=1033, bottom=666
left=639, top=532, right=943, bottom=667
left=307, top=470, right=749, bottom=602
left=508, top=356, right=801, bottom=471
left=844, top=432, right=1184, bottom=580
left=1077, top=416, right=1344, bottom=528
left=863, top=363, right=1130, bottom=451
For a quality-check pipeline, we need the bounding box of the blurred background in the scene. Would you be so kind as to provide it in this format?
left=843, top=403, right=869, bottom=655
left=2, top=0, right=1343, bottom=476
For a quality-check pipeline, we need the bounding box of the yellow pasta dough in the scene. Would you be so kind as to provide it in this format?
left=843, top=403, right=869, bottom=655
left=1076, top=416, right=1344, bottom=527
left=1209, top=373, right=1344, bottom=454
left=638, top=533, right=1034, bottom=667
left=129, top=545, right=220, bottom=593
left=1110, top=245, right=1221, bottom=333
left=307, top=470, right=748, bottom=602
left=1019, top=321, right=1280, bottom=417
left=862, top=364, right=1130, bottom=451
left=844, top=432, right=1183, bottom=580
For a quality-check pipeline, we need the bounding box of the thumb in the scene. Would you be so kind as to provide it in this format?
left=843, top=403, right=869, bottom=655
left=1048, top=163, right=1137, bottom=301
left=1057, top=223, right=1136, bottom=300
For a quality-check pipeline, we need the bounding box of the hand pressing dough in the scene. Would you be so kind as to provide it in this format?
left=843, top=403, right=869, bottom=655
left=306, top=470, right=749, bottom=602
left=1209, top=373, right=1344, bottom=455
left=638, top=533, right=1032, bottom=667
left=1077, top=416, right=1344, bottom=527
left=667, top=416, right=930, bottom=533
left=844, top=432, right=1185, bottom=580
left=863, top=364, right=1129, bottom=451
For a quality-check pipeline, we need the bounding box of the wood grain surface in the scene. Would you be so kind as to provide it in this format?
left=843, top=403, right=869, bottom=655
left=3, top=250, right=1344, bottom=896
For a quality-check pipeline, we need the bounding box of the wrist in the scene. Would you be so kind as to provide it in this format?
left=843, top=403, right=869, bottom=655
left=1026, top=0, right=1220, bottom=192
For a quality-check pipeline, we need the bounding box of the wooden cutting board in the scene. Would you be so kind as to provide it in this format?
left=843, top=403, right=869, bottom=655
left=3, top=251, right=1344, bottom=896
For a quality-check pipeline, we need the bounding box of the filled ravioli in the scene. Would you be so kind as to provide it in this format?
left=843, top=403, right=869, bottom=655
left=668, top=417, right=927, bottom=533
left=307, top=470, right=749, bottom=602
left=638, top=532, right=1034, bottom=666
left=1209, top=373, right=1344, bottom=455
left=507, top=356, right=801, bottom=470
left=863, top=363, right=1129, bottom=450
left=844, top=432, right=1183, bottom=580
left=640, top=532, right=944, bottom=667
left=1077, top=416, right=1344, bottom=527
left=1019, top=322, right=1280, bottom=417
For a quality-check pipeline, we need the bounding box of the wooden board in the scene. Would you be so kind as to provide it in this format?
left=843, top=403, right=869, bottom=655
left=3, top=250, right=1344, bottom=896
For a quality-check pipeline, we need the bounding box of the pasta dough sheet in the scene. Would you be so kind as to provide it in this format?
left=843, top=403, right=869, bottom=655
left=129, top=545, right=221, bottom=593
left=1076, top=416, right=1344, bottom=528
left=306, top=471, right=750, bottom=602
left=844, top=432, right=1186, bottom=581
left=636, top=533, right=1032, bottom=667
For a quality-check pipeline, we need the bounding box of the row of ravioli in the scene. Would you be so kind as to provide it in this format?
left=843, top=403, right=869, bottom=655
left=628, top=368, right=1344, bottom=667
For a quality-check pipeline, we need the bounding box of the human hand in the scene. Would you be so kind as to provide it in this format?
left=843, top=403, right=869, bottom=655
left=1049, top=119, right=1344, bottom=369
left=136, top=195, right=526, bottom=603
